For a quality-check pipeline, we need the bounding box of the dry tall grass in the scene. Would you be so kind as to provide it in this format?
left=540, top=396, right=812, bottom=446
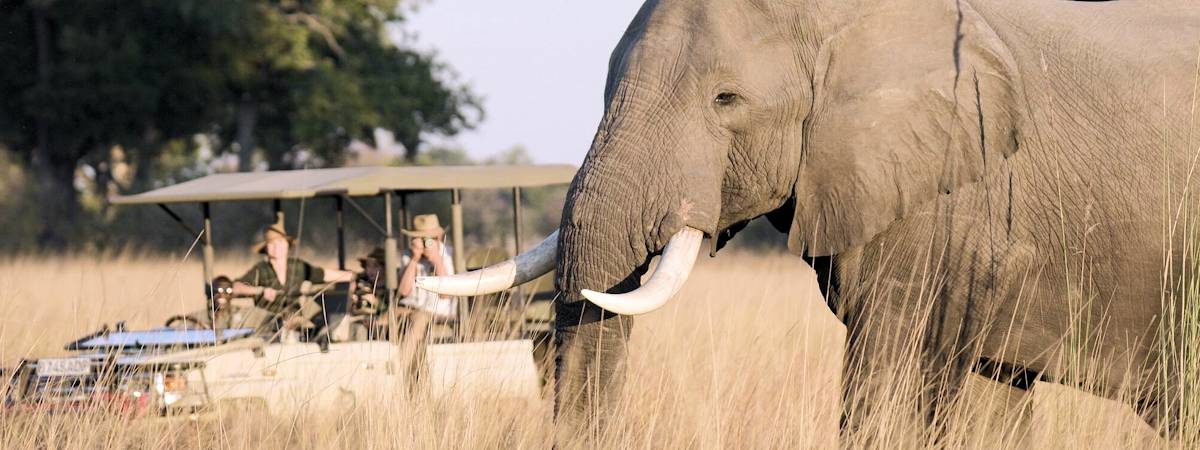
left=0, top=252, right=1186, bottom=448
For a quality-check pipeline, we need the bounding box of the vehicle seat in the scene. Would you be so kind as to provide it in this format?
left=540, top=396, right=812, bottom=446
left=311, top=282, right=352, bottom=342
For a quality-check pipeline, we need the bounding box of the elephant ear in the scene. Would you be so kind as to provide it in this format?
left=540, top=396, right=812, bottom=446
left=789, top=1, right=1022, bottom=256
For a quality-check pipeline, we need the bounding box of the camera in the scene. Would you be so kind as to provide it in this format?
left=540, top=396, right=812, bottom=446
left=354, top=283, right=374, bottom=298
left=352, top=297, right=378, bottom=315
left=422, top=237, right=435, bottom=249
left=352, top=274, right=380, bottom=315
left=352, top=296, right=378, bottom=315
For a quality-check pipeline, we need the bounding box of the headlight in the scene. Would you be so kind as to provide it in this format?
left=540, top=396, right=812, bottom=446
left=153, top=373, right=188, bottom=406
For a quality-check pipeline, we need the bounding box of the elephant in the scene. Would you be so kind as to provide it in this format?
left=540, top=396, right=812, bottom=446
left=420, top=0, right=1200, bottom=442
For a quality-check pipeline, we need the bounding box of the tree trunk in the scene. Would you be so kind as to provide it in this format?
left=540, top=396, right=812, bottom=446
left=33, top=6, right=50, bottom=166
left=30, top=151, right=80, bottom=249
left=265, top=142, right=287, bottom=170
left=398, top=132, right=420, bottom=163
left=236, top=95, right=258, bottom=172
left=29, top=6, right=77, bottom=249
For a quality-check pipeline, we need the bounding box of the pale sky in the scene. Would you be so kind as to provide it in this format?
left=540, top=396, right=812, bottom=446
left=400, top=1, right=646, bottom=165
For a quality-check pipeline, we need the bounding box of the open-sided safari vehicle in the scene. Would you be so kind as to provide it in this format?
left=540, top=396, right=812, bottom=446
left=2, top=165, right=573, bottom=417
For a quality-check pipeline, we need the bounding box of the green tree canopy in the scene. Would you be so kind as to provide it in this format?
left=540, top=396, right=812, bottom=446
left=0, top=0, right=228, bottom=246
left=209, top=0, right=480, bottom=169
left=0, top=0, right=481, bottom=248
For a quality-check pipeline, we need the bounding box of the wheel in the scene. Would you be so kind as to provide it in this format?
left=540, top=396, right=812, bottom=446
left=164, top=314, right=210, bottom=330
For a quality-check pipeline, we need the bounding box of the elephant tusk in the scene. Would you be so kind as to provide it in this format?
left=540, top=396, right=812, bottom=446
left=416, top=230, right=558, bottom=296
left=582, top=227, right=704, bottom=315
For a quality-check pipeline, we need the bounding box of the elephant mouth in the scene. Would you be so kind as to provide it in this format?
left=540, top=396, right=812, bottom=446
left=416, top=226, right=706, bottom=315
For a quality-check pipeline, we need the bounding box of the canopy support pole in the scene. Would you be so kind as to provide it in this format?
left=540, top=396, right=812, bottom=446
left=451, top=189, right=465, bottom=274
left=202, top=202, right=215, bottom=283
left=156, top=204, right=199, bottom=237
left=335, top=197, right=346, bottom=271
left=384, top=192, right=399, bottom=294
left=398, top=193, right=409, bottom=251
left=512, top=187, right=524, bottom=313
left=384, top=192, right=399, bottom=345
left=512, top=187, right=523, bottom=257
left=342, top=196, right=387, bottom=236
left=451, top=189, right=466, bottom=338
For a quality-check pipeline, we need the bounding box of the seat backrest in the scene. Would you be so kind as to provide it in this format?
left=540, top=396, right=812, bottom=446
left=313, top=282, right=352, bottom=339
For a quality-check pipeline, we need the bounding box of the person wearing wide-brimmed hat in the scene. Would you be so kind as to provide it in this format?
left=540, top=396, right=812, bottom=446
left=354, top=247, right=388, bottom=306
left=392, top=214, right=456, bottom=366
left=232, top=219, right=352, bottom=313
left=397, top=214, right=456, bottom=317
left=343, top=247, right=389, bottom=340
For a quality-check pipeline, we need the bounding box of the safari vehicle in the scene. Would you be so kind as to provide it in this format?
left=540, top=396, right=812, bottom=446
left=1, top=165, right=572, bottom=417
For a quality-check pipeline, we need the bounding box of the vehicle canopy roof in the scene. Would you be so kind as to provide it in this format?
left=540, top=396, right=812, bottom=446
left=109, top=164, right=575, bottom=292
left=110, top=165, right=577, bottom=205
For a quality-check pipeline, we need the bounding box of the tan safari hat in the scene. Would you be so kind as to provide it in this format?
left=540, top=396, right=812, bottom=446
left=252, top=219, right=295, bottom=254
left=357, top=247, right=386, bottom=266
left=401, top=214, right=445, bottom=238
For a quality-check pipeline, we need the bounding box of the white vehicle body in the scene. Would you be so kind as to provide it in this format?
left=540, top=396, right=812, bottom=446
left=4, top=331, right=541, bottom=416
left=161, top=340, right=403, bottom=414
left=2, top=165, right=570, bottom=415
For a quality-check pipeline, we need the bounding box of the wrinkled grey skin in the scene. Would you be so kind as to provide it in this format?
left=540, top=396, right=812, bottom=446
left=553, top=0, right=1200, bottom=439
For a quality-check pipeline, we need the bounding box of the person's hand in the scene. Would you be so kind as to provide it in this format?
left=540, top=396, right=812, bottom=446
left=410, top=238, right=425, bottom=260
left=262, top=287, right=278, bottom=302
left=424, top=240, right=444, bottom=265
left=360, top=293, right=378, bottom=306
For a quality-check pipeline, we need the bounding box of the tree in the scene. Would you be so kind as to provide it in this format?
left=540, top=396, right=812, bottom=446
left=0, top=0, right=480, bottom=248
left=0, top=0, right=227, bottom=247
left=212, top=0, right=481, bottom=169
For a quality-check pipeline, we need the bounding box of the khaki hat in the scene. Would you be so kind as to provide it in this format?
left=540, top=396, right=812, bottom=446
left=401, top=214, right=445, bottom=238
left=252, top=219, right=295, bottom=254
left=357, top=247, right=386, bottom=266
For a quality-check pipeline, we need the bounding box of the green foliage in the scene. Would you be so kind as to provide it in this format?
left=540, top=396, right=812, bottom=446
left=404, top=146, right=474, bottom=166
left=0, top=143, right=570, bottom=256
left=0, top=0, right=224, bottom=161
left=0, top=0, right=480, bottom=248
left=0, top=153, right=40, bottom=249
left=208, top=0, right=480, bottom=168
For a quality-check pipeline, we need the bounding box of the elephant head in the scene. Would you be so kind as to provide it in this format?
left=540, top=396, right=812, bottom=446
left=421, top=0, right=1021, bottom=310
left=418, top=0, right=1023, bottom=433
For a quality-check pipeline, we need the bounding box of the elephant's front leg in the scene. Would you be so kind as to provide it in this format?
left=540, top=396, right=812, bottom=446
left=836, top=268, right=974, bottom=444
left=554, top=300, right=633, bottom=445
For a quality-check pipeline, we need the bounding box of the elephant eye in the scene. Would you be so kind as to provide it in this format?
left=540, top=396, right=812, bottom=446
left=714, top=92, right=739, bottom=107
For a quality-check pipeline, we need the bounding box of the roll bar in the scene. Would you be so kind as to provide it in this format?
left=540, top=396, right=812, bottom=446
left=152, top=185, right=534, bottom=326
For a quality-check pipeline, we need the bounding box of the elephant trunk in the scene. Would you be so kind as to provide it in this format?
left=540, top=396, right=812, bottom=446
left=552, top=108, right=720, bottom=440
left=557, top=102, right=720, bottom=297
left=553, top=164, right=647, bottom=441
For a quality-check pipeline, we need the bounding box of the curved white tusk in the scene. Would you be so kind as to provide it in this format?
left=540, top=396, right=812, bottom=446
left=416, top=230, right=558, bottom=296
left=581, top=227, right=704, bottom=316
